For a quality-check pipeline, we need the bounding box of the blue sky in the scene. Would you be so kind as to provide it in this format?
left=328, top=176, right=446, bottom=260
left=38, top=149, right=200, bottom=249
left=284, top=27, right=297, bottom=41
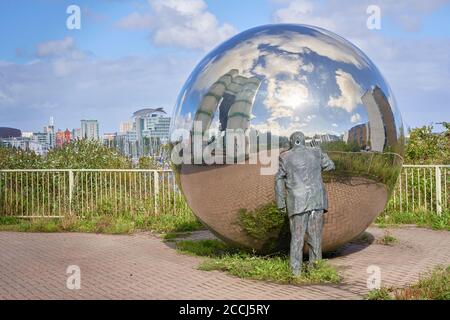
left=0, top=0, right=449, bottom=133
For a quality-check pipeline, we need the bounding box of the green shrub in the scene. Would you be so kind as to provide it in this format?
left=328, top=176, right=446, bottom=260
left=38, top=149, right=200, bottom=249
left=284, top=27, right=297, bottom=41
left=237, top=202, right=290, bottom=253
left=366, top=288, right=393, bottom=300
left=399, top=265, right=450, bottom=300
left=405, top=124, right=449, bottom=164
left=45, top=139, right=132, bottom=169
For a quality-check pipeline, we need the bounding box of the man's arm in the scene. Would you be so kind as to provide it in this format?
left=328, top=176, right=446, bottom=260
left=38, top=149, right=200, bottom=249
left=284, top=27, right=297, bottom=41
left=321, top=151, right=335, bottom=171
left=275, top=156, right=287, bottom=210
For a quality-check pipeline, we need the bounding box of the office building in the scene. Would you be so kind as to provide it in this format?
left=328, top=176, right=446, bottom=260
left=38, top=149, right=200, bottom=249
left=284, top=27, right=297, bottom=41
left=119, top=120, right=134, bottom=134
left=55, top=129, right=71, bottom=147
left=81, top=120, right=100, bottom=140
left=72, top=128, right=82, bottom=140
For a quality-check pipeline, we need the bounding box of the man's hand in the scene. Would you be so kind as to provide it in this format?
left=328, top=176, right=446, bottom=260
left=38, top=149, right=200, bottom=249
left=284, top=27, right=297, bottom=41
left=278, top=207, right=287, bottom=215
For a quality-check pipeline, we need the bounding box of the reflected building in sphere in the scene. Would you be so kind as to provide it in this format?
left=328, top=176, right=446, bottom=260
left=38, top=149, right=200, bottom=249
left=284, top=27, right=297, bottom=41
left=362, top=85, right=398, bottom=152
left=171, top=24, right=405, bottom=253
left=345, top=85, right=400, bottom=153
left=346, top=123, right=369, bottom=149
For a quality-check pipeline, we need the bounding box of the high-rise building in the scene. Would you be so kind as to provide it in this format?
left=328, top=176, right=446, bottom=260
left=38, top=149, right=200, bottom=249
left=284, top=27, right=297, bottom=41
left=119, top=120, right=134, bottom=134
left=72, top=128, right=82, bottom=140
left=131, top=108, right=171, bottom=157
left=32, top=132, right=48, bottom=145
left=143, top=114, right=171, bottom=141
left=81, top=120, right=100, bottom=140
left=56, top=129, right=71, bottom=147
left=43, top=117, right=55, bottom=148
left=103, top=132, right=117, bottom=148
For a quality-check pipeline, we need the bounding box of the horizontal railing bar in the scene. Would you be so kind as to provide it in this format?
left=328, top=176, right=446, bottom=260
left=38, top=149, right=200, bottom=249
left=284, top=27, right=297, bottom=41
left=4, top=216, right=66, bottom=219
left=0, top=166, right=448, bottom=173
left=402, top=165, right=450, bottom=168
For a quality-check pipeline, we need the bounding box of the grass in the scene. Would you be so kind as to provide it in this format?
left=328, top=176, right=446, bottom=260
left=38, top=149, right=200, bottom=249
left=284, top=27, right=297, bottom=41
left=176, top=239, right=341, bottom=285
left=376, top=210, right=450, bottom=231
left=322, top=151, right=403, bottom=193
left=0, top=210, right=204, bottom=235
left=377, top=232, right=397, bottom=246
left=365, top=288, right=394, bottom=300
left=366, top=265, right=450, bottom=300
left=177, top=239, right=240, bottom=256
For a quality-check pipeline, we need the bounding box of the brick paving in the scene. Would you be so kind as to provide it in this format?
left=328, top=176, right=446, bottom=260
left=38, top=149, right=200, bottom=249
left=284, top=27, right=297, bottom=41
left=0, top=226, right=449, bottom=300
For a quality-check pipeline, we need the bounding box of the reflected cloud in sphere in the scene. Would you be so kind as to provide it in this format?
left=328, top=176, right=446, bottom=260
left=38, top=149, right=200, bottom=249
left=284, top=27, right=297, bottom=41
left=171, top=24, right=405, bottom=253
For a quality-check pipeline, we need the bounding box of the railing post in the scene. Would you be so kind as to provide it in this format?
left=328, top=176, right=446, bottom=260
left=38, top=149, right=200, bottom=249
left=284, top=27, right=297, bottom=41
left=435, top=166, right=442, bottom=216
left=68, top=170, right=74, bottom=216
left=153, top=171, right=159, bottom=215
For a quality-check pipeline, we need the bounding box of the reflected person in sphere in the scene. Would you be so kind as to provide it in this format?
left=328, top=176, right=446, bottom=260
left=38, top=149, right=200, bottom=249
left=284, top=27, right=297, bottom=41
left=275, top=131, right=335, bottom=276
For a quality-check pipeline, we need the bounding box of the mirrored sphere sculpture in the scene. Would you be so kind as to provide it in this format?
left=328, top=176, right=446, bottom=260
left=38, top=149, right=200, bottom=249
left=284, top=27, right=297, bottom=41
left=171, top=24, right=404, bottom=253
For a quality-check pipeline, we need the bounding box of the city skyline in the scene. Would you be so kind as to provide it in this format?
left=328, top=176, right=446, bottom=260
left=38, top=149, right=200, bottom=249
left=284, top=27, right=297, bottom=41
left=1, top=1, right=450, bottom=133
left=0, top=107, right=172, bottom=159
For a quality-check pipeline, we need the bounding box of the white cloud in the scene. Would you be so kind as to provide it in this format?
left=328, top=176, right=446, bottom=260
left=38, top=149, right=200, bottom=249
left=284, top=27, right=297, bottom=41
left=301, top=63, right=314, bottom=73
left=117, top=0, right=237, bottom=51
left=36, top=37, right=79, bottom=58
left=116, top=12, right=153, bottom=30
left=350, top=113, right=361, bottom=123
left=0, top=89, right=13, bottom=103
left=273, top=0, right=337, bottom=31
left=327, top=69, right=363, bottom=113
left=0, top=38, right=196, bottom=132
left=272, top=0, right=450, bottom=34
left=254, top=53, right=302, bottom=78
left=256, top=32, right=367, bottom=69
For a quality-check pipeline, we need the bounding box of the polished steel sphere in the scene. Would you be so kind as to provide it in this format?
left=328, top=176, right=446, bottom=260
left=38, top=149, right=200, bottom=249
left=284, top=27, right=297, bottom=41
left=171, top=24, right=404, bottom=253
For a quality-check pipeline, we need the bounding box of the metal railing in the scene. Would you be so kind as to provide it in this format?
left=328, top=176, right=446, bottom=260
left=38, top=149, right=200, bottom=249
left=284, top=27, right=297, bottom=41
left=0, top=166, right=448, bottom=218
left=0, top=169, right=187, bottom=218
left=387, top=165, right=449, bottom=215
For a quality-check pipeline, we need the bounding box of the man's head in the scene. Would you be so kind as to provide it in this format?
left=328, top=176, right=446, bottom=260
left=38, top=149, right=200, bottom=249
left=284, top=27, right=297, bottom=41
left=289, top=131, right=305, bottom=148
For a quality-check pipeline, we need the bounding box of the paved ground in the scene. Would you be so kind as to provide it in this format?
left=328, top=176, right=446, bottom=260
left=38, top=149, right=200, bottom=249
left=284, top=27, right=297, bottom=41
left=0, top=226, right=449, bottom=299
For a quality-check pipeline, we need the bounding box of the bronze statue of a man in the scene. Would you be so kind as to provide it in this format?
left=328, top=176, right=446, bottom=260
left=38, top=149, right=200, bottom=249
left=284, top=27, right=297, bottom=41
left=275, top=131, right=335, bottom=276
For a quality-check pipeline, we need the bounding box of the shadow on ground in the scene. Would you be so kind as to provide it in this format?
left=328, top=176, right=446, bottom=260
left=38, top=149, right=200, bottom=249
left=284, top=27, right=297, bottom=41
left=163, top=229, right=376, bottom=260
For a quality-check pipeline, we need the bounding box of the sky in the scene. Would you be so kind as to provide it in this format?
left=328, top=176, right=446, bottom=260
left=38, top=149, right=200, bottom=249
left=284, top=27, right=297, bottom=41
left=0, top=0, right=449, bottom=134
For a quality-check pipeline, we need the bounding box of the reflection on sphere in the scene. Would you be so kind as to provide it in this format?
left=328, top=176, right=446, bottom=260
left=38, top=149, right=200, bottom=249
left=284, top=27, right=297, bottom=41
left=171, top=24, right=405, bottom=253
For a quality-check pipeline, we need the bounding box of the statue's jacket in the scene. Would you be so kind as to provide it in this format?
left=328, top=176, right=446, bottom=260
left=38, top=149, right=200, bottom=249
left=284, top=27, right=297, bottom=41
left=275, top=145, right=335, bottom=217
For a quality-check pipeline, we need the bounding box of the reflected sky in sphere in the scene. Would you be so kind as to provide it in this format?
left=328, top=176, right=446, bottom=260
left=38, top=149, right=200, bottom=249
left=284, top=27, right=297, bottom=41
left=172, top=24, right=404, bottom=153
